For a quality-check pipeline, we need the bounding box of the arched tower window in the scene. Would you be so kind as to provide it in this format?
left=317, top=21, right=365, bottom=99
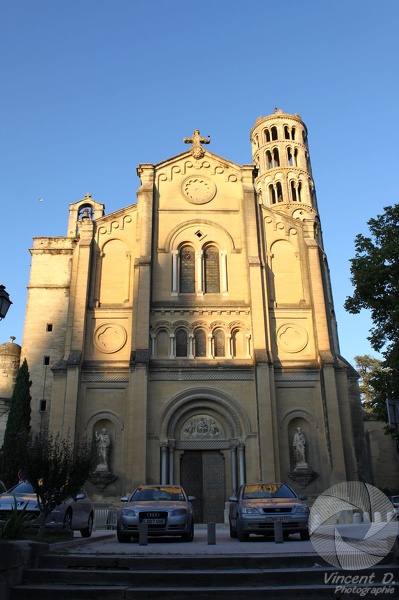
left=273, top=148, right=280, bottom=167
left=291, top=181, right=297, bottom=201
left=276, top=181, right=283, bottom=202
left=294, top=148, right=298, bottom=166
left=203, top=245, right=220, bottom=293
left=265, top=129, right=271, bottom=143
left=266, top=150, right=273, bottom=169
left=291, top=127, right=296, bottom=140
left=213, top=329, right=225, bottom=357
left=284, top=126, right=290, bottom=139
left=271, top=126, right=278, bottom=140
left=194, top=329, right=207, bottom=357
left=269, top=184, right=277, bottom=204
left=176, top=329, right=188, bottom=357
left=298, top=181, right=302, bottom=201
left=179, top=245, right=195, bottom=293
left=287, top=147, right=293, bottom=167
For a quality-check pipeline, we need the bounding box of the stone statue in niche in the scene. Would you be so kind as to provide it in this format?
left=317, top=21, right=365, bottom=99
left=288, top=426, right=318, bottom=489
left=95, top=428, right=111, bottom=471
left=89, top=426, right=118, bottom=491
left=293, top=427, right=306, bottom=466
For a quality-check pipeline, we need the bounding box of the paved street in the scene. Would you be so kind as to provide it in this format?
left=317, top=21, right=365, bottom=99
left=60, top=525, right=319, bottom=557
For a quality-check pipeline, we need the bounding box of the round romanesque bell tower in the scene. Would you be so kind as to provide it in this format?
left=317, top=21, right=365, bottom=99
left=250, top=109, right=319, bottom=223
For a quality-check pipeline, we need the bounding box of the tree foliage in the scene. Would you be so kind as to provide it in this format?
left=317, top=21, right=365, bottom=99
left=1, top=358, right=32, bottom=488
left=344, top=204, right=399, bottom=355
left=345, top=205, right=399, bottom=438
left=353, top=355, right=382, bottom=411
left=24, top=429, right=95, bottom=531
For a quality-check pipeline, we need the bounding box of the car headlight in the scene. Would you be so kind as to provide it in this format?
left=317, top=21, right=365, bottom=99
left=294, top=505, right=309, bottom=513
left=241, top=508, right=261, bottom=514
left=121, top=508, right=136, bottom=517
left=171, top=509, right=188, bottom=516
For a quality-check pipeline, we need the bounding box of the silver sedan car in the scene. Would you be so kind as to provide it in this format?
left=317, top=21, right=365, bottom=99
left=117, top=484, right=195, bottom=543
left=229, top=482, right=310, bottom=541
left=0, top=481, right=94, bottom=537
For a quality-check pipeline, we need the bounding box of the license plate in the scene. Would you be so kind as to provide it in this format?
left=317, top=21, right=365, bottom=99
left=265, top=517, right=289, bottom=522
left=141, top=518, right=165, bottom=524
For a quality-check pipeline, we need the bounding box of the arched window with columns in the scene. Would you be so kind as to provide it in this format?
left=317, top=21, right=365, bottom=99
left=175, top=328, right=188, bottom=357
left=213, top=328, right=225, bottom=357
left=156, top=329, right=169, bottom=357
left=194, top=329, right=207, bottom=357
left=203, top=244, right=220, bottom=293
left=179, top=244, right=195, bottom=293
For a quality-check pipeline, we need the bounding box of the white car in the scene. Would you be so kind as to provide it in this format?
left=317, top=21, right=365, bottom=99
left=0, top=481, right=94, bottom=537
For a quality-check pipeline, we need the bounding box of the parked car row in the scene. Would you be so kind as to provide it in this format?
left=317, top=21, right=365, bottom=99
left=115, top=482, right=310, bottom=544
left=3, top=481, right=397, bottom=544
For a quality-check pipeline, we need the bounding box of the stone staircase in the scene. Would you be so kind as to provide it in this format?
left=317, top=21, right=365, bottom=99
left=10, top=552, right=399, bottom=599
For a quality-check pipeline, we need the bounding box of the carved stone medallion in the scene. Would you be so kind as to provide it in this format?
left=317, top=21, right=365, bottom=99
left=181, top=176, right=216, bottom=205
left=276, top=323, right=308, bottom=353
left=94, top=323, right=127, bottom=354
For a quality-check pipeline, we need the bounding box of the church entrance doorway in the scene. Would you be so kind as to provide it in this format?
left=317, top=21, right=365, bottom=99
left=180, top=450, right=225, bottom=523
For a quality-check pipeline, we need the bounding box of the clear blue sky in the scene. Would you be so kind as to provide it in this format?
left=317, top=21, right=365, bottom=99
left=1, top=1, right=398, bottom=366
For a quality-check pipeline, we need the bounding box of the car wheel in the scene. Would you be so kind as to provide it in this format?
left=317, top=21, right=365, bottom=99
left=300, top=530, right=310, bottom=541
left=80, top=513, right=93, bottom=538
left=117, top=523, right=131, bottom=543
left=182, top=522, right=194, bottom=542
left=237, top=522, right=249, bottom=542
left=229, top=519, right=237, bottom=538
left=63, top=510, right=72, bottom=531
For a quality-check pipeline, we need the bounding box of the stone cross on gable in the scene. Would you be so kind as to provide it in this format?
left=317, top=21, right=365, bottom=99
left=183, top=129, right=211, bottom=159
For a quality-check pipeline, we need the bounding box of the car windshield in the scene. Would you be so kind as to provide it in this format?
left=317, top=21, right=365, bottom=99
left=242, top=484, right=296, bottom=499
left=131, top=487, right=185, bottom=502
left=8, top=482, right=35, bottom=494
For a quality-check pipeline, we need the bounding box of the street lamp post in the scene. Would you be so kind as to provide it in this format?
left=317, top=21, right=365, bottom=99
left=0, top=285, right=12, bottom=320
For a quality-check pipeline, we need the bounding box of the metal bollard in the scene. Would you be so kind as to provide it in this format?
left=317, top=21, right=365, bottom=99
left=274, top=520, right=283, bottom=543
left=207, top=522, right=216, bottom=545
left=139, top=522, right=148, bottom=545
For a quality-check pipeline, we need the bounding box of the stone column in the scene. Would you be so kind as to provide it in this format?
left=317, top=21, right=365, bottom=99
left=238, top=443, right=245, bottom=486
left=231, top=446, right=237, bottom=492
left=172, top=251, right=178, bottom=295
left=196, top=251, right=203, bottom=295
left=168, top=442, right=175, bottom=484
left=161, top=443, right=168, bottom=485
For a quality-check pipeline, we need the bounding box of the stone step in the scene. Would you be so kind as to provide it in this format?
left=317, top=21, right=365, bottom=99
left=17, top=564, right=399, bottom=588
left=10, top=581, right=399, bottom=600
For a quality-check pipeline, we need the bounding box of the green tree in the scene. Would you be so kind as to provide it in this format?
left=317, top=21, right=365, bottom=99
left=345, top=204, right=399, bottom=439
left=353, top=355, right=382, bottom=411
left=24, top=429, right=95, bottom=533
left=1, top=358, right=32, bottom=488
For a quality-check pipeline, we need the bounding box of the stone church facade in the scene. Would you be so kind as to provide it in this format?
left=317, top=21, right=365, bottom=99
left=19, top=110, right=371, bottom=521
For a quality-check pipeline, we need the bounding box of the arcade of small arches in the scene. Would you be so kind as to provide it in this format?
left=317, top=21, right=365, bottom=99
left=150, top=321, right=251, bottom=360
left=253, top=123, right=307, bottom=148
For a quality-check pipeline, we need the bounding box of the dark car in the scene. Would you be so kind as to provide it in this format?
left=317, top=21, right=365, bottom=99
left=117, top=484, right=195, bottom=543
left=229, top=482, right=310, bottom=541
left=0, top=481, right=94, bottom=537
